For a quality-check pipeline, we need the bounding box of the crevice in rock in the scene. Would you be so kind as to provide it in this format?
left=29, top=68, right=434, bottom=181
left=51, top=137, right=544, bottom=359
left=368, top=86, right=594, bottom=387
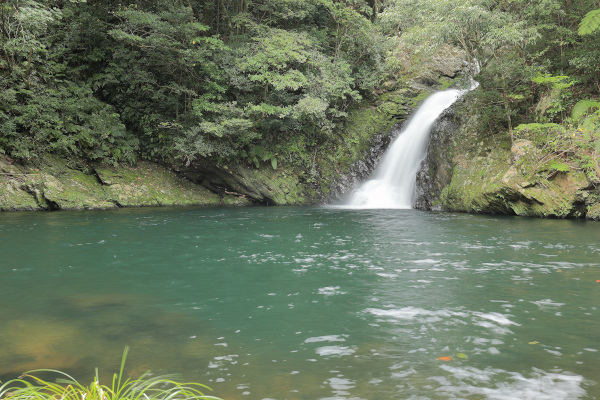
left=90, top=167, right=108, bottom=186
left=21, top=184, right=60, bottom=210
left=175, top=163, right=270, bottom=205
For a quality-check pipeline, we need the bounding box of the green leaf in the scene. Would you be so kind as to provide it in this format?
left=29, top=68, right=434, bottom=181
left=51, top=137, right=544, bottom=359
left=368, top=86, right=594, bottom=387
left=579, top=9, right=600, bottom=36
left=572, top=100, right=600, bottom=120
left=271, top=157, right=277, bottom=170
left=261, top=151, right=273, bottom=162
left=548, top=160, right=570, bottom=172
left=189, top=22, right=210, bottom=32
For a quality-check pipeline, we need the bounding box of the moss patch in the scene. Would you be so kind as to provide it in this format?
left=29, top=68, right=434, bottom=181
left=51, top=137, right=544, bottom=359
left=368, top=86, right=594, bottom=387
left=439, top=132, right=598, bottom=219
left=222, top=163, right=320, bottom=205
left=0, top=155, right=231, bottom=211
left=96, top=161, right=222, bottom=207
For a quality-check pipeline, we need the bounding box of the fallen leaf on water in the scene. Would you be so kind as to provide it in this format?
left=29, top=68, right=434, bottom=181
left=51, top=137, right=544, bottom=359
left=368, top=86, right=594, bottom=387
left=437, top=356, right=453, bottom=361
left=596, top=280, right=600, bottom=283
left=456, top=353, right=468, bottom=359
left=529, top=341, right=539, bottom=345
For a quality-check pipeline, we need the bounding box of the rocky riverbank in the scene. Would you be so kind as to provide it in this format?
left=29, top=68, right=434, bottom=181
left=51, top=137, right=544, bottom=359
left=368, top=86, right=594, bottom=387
left=414, top=94, right=600, bottom=220
left=0, top=155, right=248, bottom=211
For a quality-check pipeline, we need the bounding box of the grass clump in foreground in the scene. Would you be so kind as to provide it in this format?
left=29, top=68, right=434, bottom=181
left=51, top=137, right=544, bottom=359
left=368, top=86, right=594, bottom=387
left=0, top=347, right=221, bottom=400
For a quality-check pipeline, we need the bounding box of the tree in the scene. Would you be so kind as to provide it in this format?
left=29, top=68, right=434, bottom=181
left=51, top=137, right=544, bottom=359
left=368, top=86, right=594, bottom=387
left=0, top=0, right=136, bottom=162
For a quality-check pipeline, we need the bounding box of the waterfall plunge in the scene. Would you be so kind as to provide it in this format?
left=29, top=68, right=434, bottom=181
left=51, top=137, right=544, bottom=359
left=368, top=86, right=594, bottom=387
left=345, top=89, right=466, bottom=209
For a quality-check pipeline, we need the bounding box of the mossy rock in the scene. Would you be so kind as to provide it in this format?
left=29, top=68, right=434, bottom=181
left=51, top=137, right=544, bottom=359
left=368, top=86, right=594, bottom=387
left=439, top=133, right=594, bottom=218
left=0, top=155, right=233, bottom=211
left=587, top=203, right=600, bottom=220
left=96, top=161, right=222, bottom=207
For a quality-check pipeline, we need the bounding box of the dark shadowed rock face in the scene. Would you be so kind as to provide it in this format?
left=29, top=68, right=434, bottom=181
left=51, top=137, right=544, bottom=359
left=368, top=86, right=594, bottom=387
left=323, top=126, right=397, bottom=204
left=414, top=103, right=461, bottom=210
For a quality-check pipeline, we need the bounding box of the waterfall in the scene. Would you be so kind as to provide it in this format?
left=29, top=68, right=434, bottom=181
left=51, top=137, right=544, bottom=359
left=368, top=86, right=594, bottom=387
left=345, top=88, right=467, bottom=209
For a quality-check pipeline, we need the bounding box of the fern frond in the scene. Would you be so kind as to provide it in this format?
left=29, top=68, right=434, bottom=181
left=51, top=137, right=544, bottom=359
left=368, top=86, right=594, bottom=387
left=572, top=99, right=600, bottom=120
left=579, top=9, right=600, bottom=35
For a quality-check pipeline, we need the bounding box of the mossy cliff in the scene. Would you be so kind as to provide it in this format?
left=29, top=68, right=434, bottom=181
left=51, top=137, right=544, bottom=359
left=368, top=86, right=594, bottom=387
left=0, top=156, right=249, bottom=211
left=415, top=94, right=600, bottom=220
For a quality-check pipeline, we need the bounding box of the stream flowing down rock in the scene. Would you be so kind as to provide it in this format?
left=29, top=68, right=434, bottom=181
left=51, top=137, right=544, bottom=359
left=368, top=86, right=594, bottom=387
left=345, top=89, right=467, bottom=209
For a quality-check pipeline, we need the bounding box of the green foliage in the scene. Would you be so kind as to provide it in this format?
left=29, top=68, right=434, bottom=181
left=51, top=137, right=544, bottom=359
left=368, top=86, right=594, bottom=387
left=0, top=0, right=138, bottom=163
left=514, top=119, right=600, bottom=182
left=514, top=122, right=566, bottom=135
left=0, top=347, right=221, bottom=400
left=241, top=145, right=278, bottom=170
left=531, top=74, right=574, bottom=89
left=579, top=9, right=600, bottom=35
left=0, top=82, right=137, bottom=163
left=6, top=0, right=598, bottom=180
left=532, top=74, right=577, bottom=123
left=572, top=99, right=600, bottom=120
left=547, top=159, right=571, bottom=172
left=0, top=0, right=389, bottom=170
left=380, top=0, right=538, bottom=75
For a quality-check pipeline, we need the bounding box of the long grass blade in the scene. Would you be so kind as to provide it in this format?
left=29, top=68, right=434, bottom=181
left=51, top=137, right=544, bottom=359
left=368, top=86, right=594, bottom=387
left=0, top=348, right=221, bottom=400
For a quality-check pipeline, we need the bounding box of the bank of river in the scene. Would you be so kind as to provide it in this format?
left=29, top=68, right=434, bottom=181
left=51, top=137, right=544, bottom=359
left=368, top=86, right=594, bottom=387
left=1, top=206, right=598, bottom=399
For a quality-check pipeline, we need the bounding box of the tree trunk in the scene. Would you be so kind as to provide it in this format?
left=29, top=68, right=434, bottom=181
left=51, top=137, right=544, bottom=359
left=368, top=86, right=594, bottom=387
left=372, top=0, right=379, bottom=22
left=501, top=74, right=514, bottom=148
left=25, top=47, right=32, bottom=90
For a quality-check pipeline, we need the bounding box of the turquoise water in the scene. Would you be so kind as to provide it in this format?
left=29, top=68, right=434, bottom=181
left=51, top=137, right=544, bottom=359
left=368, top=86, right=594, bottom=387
left=1, top=207, right=599, bottom=399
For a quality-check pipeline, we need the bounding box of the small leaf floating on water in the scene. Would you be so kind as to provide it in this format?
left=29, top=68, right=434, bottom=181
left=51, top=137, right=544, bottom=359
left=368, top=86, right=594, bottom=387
left=596, top=280, right=600, bottom=283
left=437, top=356, right=453, bottom=361
left=456, top=353, right=468, bottom=359
left=529, top=341, right=540, bottom=345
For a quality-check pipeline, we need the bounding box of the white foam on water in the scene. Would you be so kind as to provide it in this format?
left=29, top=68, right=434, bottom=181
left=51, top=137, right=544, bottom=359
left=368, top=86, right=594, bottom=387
left=472, top=311, right=520, bottom=326
left=304, top=335, right=348, bottom=343
left=315, top=346, right=356, bottom=357
left=435, top=366, right=586, bottom=400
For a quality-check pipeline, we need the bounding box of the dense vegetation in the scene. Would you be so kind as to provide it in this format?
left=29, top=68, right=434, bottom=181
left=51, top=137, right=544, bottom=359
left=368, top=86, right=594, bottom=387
left=1, top=0, right=599, bottom=175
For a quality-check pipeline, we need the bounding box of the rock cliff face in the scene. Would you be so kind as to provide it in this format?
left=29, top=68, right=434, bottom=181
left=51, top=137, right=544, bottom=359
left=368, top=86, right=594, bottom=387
left=413, top=94, right=600, bottom=220
left=178, top=160, right=319, bottom=206
left=414, top=104, right=461, bottom=210
left=0, top=155, right=246, bottom=211
left=321, top=124, right=395, bottom=204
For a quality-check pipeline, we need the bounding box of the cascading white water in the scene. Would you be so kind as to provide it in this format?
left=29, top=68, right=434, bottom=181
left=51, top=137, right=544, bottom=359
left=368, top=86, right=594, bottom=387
left=345, top=88, right=467, bottom=209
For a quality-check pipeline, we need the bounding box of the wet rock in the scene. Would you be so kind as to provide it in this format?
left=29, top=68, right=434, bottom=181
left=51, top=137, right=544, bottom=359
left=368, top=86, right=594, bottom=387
left=511, top=140, right=537, bottom=162
left=324, top=128, right=394, bottom=204
left=413, top=98, right=600, bottom=219
left=414, top=103, right=461, bottom=210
